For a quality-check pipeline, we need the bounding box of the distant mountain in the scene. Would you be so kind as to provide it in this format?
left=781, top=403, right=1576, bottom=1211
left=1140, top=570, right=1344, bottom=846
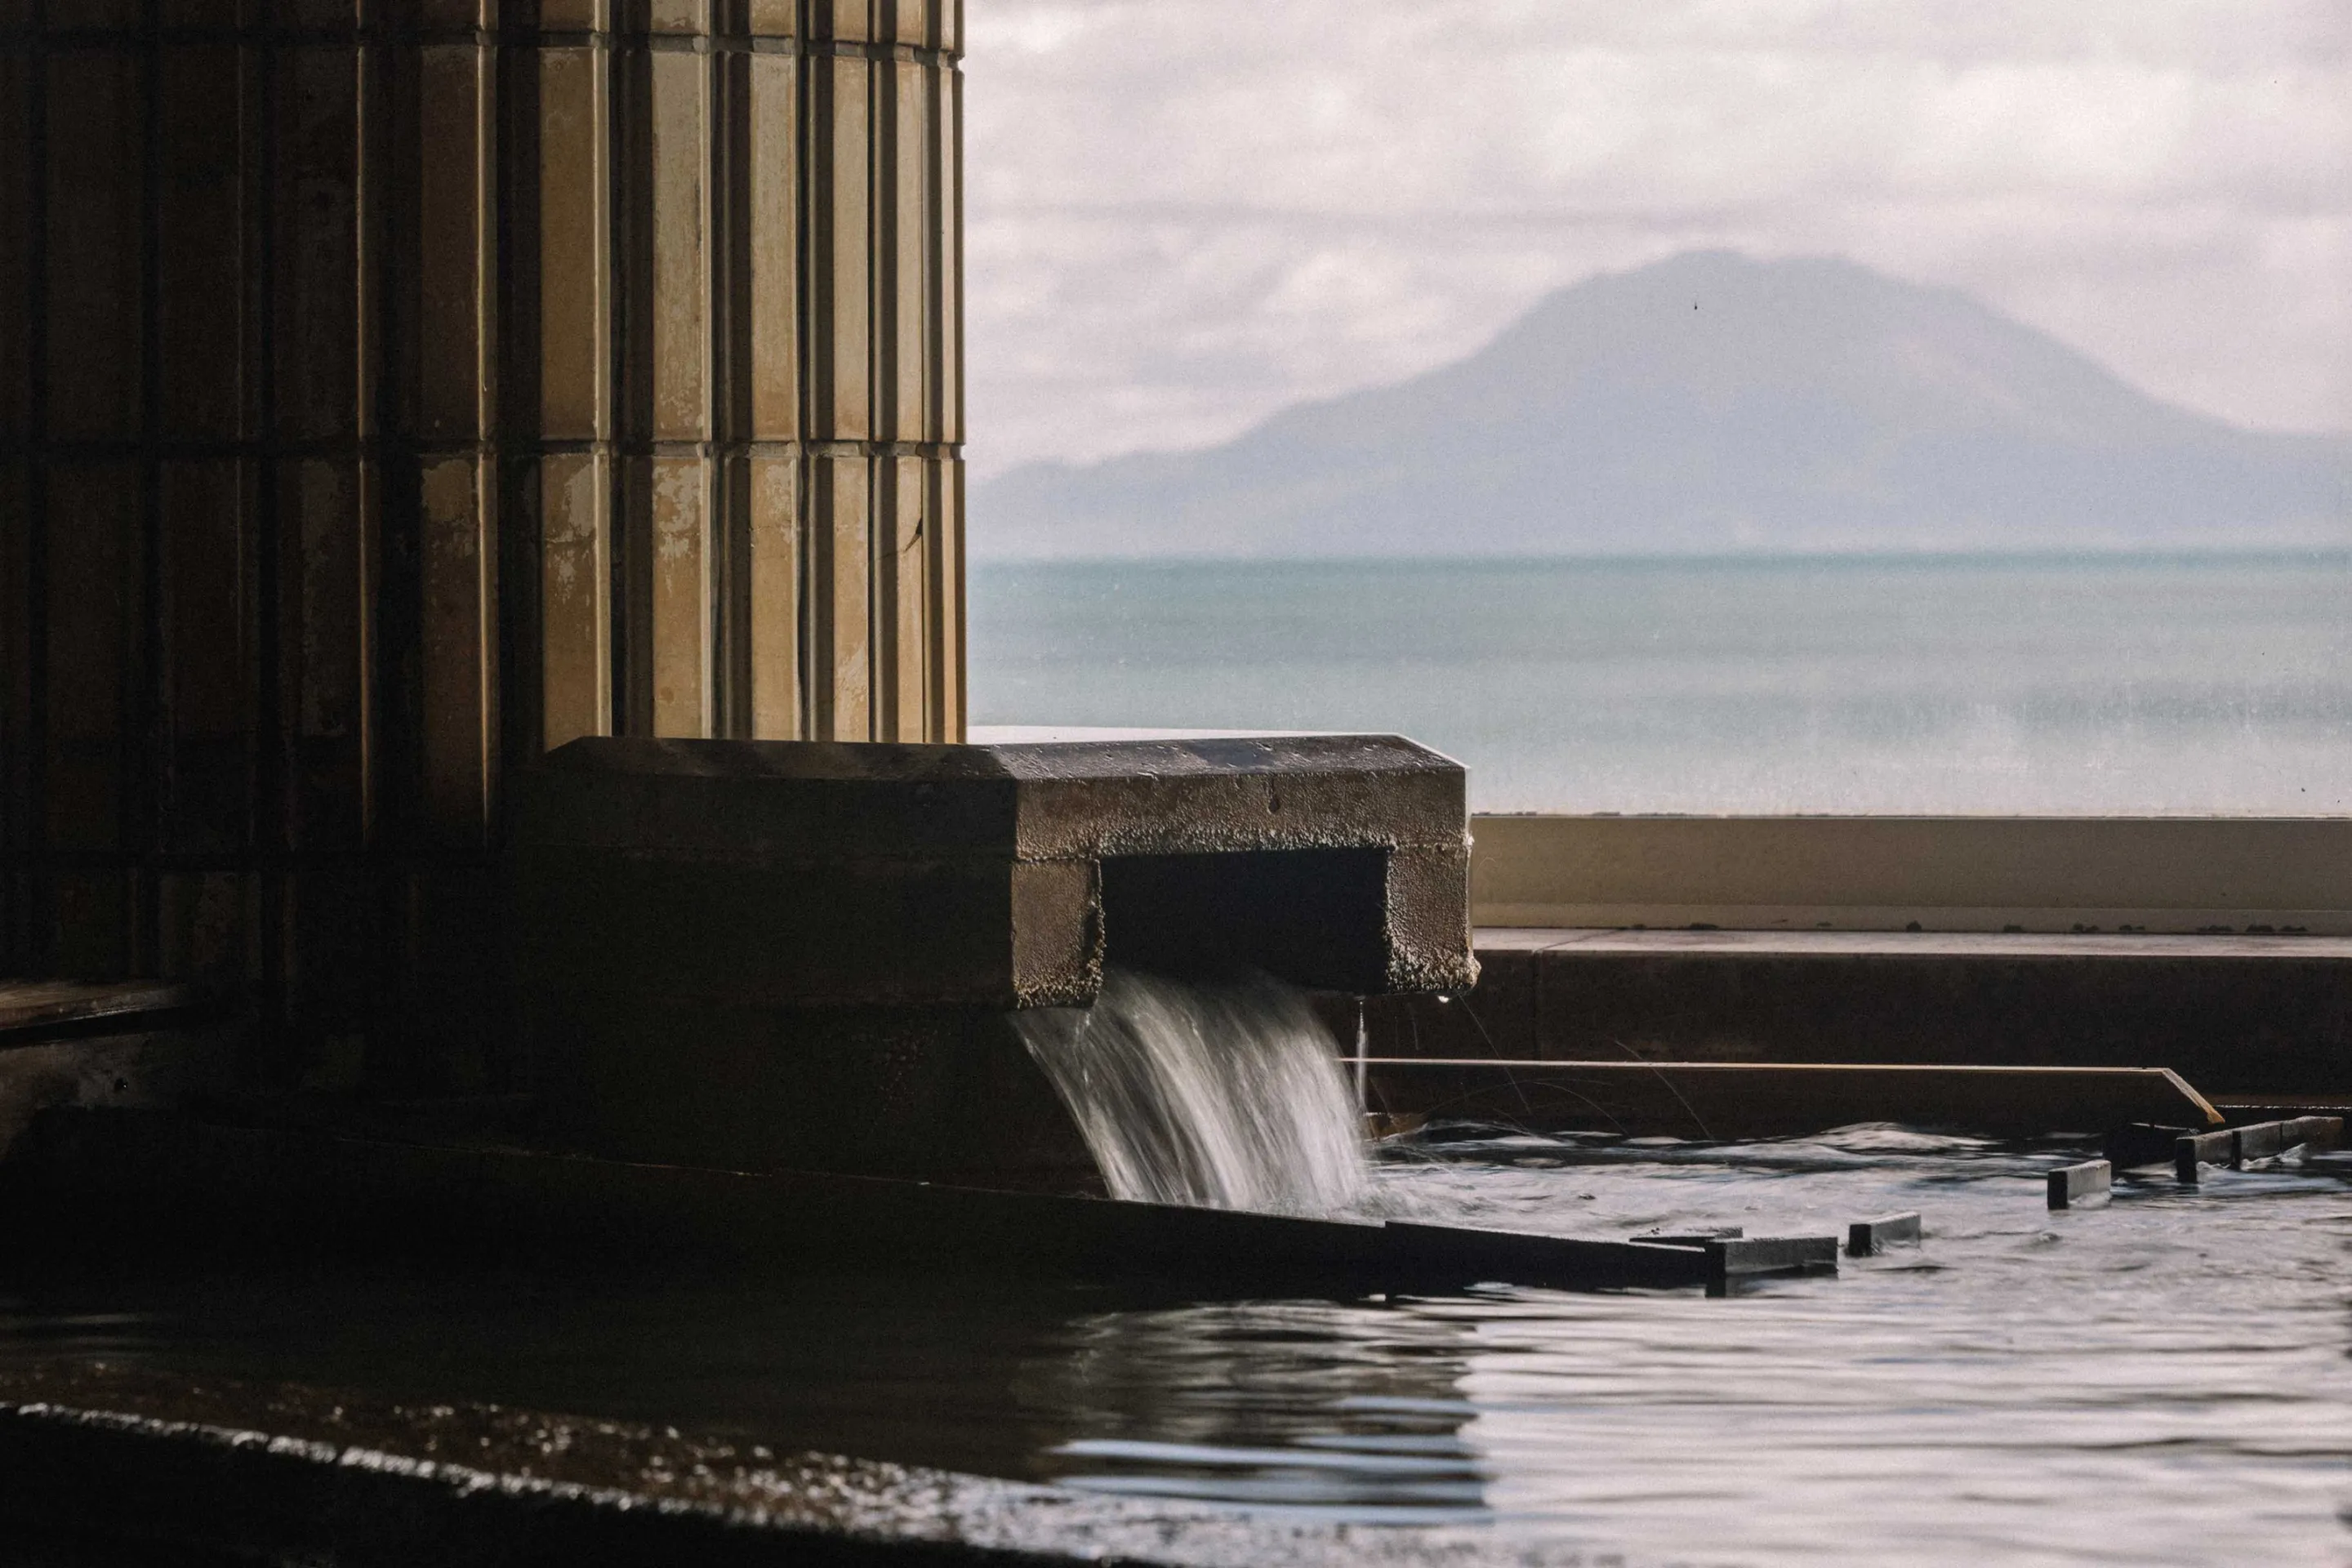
left=973, top=251, right=2350, bottom=559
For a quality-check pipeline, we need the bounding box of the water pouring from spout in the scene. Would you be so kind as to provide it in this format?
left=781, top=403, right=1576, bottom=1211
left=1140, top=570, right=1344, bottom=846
left=1016, top=967, right=1371, bottom=1217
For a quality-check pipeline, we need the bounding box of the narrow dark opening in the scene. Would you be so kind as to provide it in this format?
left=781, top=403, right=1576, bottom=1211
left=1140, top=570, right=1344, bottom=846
left=1099, top=848, right=1388, bottom=994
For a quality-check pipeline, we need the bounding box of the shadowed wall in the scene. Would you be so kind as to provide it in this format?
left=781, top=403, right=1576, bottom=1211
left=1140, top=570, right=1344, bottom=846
left=0, top=0, right=964, bottom=1085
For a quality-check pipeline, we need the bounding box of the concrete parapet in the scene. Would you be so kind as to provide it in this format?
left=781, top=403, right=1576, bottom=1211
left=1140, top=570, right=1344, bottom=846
left=511, top=733, right=1477, bottom=1009
left=1367, top=929, right=2352, bottom=1096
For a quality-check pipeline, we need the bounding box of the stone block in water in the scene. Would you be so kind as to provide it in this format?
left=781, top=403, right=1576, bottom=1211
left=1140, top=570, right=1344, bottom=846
left=1846, top=1212, right=1922, bottom=1254
left=2047, top=1162, right=2111, bottom=1209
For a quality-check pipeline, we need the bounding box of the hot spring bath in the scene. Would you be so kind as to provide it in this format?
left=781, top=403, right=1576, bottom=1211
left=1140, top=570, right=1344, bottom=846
left=8, top=1046, right=2350, bottom=1566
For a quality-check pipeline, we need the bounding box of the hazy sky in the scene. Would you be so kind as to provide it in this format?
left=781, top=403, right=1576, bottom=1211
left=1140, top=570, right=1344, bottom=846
left=962, top=0, right=2352, bottom=478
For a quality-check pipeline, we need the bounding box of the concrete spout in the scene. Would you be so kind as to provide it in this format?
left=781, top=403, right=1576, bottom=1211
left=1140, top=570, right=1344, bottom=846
left=506, top=734, right=1476, bottom=1178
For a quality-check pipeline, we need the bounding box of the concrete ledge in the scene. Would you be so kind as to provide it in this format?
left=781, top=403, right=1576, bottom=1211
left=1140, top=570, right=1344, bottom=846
left=1363, top=929, right=2352, bottom=1095
left=0, top=1110, right=1717, bottom=1296
left=0, top=981, right=208, bottom=1039
left=0, top=1363, right=1493, bottom=1568
left=1471, top=814, right=2352, bottom=935
left=513, top=735, right=1475, bottom=1010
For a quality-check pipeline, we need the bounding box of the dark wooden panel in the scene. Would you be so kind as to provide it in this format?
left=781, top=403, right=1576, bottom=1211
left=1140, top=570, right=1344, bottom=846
left=1, top=453, right=29, bottom=973
left=43, top=463, right=138, bottom=852
left=272, top=47, right=360, bottom=444
left=50, top=869, right=133, bottom=976
left=0, top=462, right=28, bottom=869
left=157, top=47, right=247, bottom=441
left=156, top=870, right=248, bottom=982
left=159, top=461, right=252, bottom=854
left=44, top=0, right=137, bottom=35
left=0, top=54, right=31, bottom=442
left=279, top=457, right=367, bottom=849
left=45, top=51, right=145, bottom=443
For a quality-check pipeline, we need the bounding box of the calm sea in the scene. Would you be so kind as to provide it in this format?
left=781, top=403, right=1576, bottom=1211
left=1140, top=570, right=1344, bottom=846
left=969, top=553, right=2352, bottom=814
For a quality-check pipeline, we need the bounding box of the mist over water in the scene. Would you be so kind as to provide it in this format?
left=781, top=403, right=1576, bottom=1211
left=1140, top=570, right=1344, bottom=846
left=1015, top=968, right=1370, bottom=1216
left=970, top=552, right=2352, bottom=815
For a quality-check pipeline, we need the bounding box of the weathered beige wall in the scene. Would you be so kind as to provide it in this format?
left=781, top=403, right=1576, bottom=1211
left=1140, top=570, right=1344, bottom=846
left=0, top=0, right=964, bottom=1080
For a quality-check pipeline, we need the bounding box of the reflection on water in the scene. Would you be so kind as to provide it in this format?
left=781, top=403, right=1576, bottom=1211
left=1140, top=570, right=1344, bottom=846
left=8, top=1127, right=2352, bottom=1564
left=1031, top=1301, right=1485, bottom=1520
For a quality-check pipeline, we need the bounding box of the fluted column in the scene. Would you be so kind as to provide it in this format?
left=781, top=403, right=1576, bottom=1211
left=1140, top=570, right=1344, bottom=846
left=0, top=0, right=965, bottom=1075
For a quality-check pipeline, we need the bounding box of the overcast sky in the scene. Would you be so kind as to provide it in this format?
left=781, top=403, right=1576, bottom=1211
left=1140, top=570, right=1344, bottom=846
left=960, top=0, right=2352, bottom=478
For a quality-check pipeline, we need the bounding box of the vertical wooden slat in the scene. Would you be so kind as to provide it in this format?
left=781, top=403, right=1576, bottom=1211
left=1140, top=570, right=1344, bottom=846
left=540, top=452, right=610, bottom=746
left=159, top=461, right=252, bottom=853
left=537, top=44, right=607, bottom=442
left=648, top=50, right=706, bottom=443
left=415, top=0, right=484, bottom=33
left=413, top=40, right=496, bottom=835
left=649, top=456, right=709, bottom=735
left=47, top=53, right=145, bottom=443
left=0, top=461, right=29, bottom=964
left=745, top=452, right=798, bottom=738
left=416, top=46, right=486, bottom=443
left=746, top=48, right=797, bottom=441
left=156, top=0, right=241, bottom=33
left=879, top=452, right=925, bottom=739
left=285, top=0, right=356, bottom=31
left=157, top=47, right=246, bottom=439
left=938, top=454, right=963, bottom=738
left=937, top=56, right=960, bottom=446
left=646, top=47, right=710, bottom=736
left=889, top=58, right=930, bottom=443
left=53, top=869, right=133, bottom=977
left=809, top=452, right=869, bottom=739
left=0, top=54, right=29, bottom=443
left=419, top=454, right=493, bottom=835
left=275, top=47, right=360, bottom=444
left=811, top=51, right=870, bottom=443
left=351, top=37, right=382, bottom=855
left=47, top=0, right=135, bottom=45
left=45, top=465, right=138, bottom=853
left=647, top=0, right=701, bottom=37
left=833, top=0, right=871, bottom=42
left=158, top=869, right=244, bottom=981
left=287, top=457, right=365, bottom=848
left=537, top=0, right=600, bottom=32
left=536, top=39, right=612, bottom=747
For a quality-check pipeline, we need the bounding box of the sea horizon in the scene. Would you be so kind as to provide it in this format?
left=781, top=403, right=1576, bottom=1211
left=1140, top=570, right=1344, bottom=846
left=970, top=550, right=2352, bottom=817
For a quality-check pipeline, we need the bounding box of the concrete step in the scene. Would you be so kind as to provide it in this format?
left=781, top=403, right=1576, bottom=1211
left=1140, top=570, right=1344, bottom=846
left=1358, top=929, right=2352, bottom=1097
left=0, top=1108, right=1724, bottom=1296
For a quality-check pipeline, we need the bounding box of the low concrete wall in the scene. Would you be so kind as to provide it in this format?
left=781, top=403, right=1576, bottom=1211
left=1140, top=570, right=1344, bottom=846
left=1361, top=929, right=2352, bottom=1096
left=1471, top=815, right=2352, bottom=935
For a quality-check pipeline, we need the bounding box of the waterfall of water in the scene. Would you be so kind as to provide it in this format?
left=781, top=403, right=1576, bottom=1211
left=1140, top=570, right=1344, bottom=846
left=1015, top=967, right=1371, bottom=1216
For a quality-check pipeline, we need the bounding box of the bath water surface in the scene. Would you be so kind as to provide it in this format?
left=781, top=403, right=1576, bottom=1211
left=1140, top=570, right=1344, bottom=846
left=7, top=1128, right=2351, bottom=1566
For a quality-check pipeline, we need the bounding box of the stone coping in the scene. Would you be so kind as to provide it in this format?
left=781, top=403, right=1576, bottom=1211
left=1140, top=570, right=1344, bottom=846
left=0, top=1361, right=1535, bottom=1567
